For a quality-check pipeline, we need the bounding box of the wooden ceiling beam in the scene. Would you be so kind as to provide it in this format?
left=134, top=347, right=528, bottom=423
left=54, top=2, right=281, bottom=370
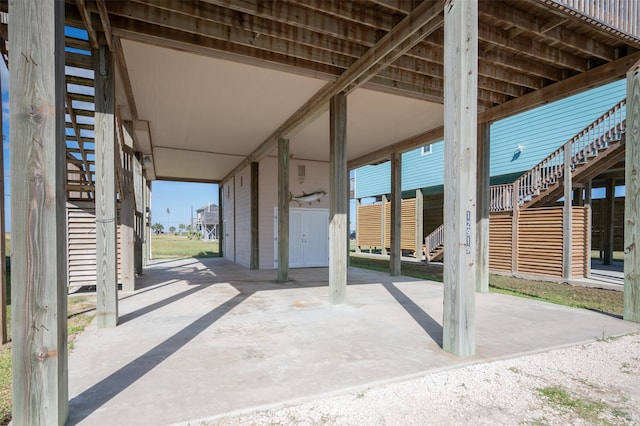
left=479, top=50, right=640, bottom=123
left=479, top=22, right=588, bottom=72
left=96, top=0, right=114, bottom=51
left=479, top=1, right=616, bottom=61
left=202, top=0, right=382, bottom=46
left=220, top=0, right=445, bottom=183
left=75, top=0, right=99, bottom=49
left=294, top=0, right=399, bottom=30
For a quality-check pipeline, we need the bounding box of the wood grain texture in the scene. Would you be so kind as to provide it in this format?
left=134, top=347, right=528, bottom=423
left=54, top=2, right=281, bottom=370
left=476, top=122, right=490, bottom=292
left=94, top=44, right=118, bottom=328
left=562, top=142, right=573, bottom=279
left=0, top=55, right=5, bottom=345
left=625, top=65, right=640, bottom=322
left=415, top=190, right=424, bottom=257
left=250, top=162, right=259, bottom=270
left=329, top=93, right=347, bottom=304
left=277, top=138, right=289, bottom=282
left=390, top=152, right=402, bottom=276
left=443, top=0, right=478, bottom=357
left=9, top=0, right=69, bottom=423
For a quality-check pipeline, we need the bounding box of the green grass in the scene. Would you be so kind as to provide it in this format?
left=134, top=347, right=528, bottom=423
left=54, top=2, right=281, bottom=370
left=536, top=385, right=623, bottom=424
left=591, top=250, right=624, bottom=261
left=151, top=235, right=219, bottom=259
left=0, top=294, right=96, bottom=425
left=349, top=254, right=624, bottom=317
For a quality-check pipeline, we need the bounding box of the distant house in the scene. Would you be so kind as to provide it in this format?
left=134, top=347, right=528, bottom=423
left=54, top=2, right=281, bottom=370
left=196, top=204, right=219, bottom=240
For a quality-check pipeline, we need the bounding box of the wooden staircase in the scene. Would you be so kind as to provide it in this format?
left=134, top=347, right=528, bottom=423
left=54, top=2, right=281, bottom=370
left=424, top=98, right=627, bottom=261
left=501, top=98, right=626, bottom=210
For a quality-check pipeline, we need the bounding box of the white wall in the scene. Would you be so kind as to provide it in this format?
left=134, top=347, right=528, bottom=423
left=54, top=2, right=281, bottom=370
left=222, top=177, right=235, bottom=261
left=259, top=156, right=330, bottom=269
left=234, top=165, right=252, bottom=268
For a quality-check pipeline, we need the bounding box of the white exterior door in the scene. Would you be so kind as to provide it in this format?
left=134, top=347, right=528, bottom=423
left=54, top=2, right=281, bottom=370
left=274, top=208, right=329, bottom=268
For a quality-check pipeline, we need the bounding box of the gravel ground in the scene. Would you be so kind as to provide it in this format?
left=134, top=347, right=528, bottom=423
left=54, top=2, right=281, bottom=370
left=205, top=332, right=640, bottom=425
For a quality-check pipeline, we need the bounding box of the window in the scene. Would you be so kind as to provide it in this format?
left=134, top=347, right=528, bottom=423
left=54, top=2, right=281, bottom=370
left=421, top=145, right=432, bottom=156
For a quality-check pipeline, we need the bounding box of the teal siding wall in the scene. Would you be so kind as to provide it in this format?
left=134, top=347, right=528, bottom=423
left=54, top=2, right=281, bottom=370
left=490, top=79, right=626, bottom=177
left=355, top=79, right=626, bottom=199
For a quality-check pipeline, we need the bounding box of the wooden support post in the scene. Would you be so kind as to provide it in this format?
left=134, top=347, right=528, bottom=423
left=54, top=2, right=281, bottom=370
left=94, top=43, right=118, bottom=328
left=381, top=194, right=388, bottom=255
left=443, top=0, right=478, bottom=357
left=218, top=184, right=224, bottom=258
left=562, top=143, right=573, bottom=279
left=476, top=121, right=490, bottom=293
left=624, top=64, right=640, bottom=322
left=250, top=162, right=259, bottom=269
left=585, top=180, right=592, bottom=205
left=120, top=147, right=135, bottom=292
left=603, top=178, right=615, bottom=265
left=144, top=179, right=151, bottom=265
left=415, top=189, right=424, bottom=260
left=9, top=0, right=69, bottom=422
left=390, top=152, right=402, bottom=276
left=0, top=57, right=5, bottom=345
left=133, top=153, right=144, bottom=275
left=511, top=181, right=519, bottom=273
left=585, top=180, right=592, bottom=278
left=278, top=138, right=289, bottom=282
left=329, top=93, right=348, bottom=304
left=356, top=198, right=362, bottom=253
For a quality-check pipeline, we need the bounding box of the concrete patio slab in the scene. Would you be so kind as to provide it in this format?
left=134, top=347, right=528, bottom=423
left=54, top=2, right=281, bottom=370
left=67, top=258, right=640, bottom=425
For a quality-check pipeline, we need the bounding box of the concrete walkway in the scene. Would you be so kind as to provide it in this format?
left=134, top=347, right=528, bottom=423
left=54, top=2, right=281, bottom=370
left=67, top=258, right=640, bottom=425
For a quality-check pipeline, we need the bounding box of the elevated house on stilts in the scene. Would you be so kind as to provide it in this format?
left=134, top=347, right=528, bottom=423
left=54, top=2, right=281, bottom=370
left=3, top=0, right=640, bottom=423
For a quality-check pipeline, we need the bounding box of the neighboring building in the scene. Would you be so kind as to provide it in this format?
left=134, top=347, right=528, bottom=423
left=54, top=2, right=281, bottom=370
left=355, top=79, right=626, bottom=200
left=354, top=79, right=628, bottom=278
left=196, top=203, right=220, bottom=240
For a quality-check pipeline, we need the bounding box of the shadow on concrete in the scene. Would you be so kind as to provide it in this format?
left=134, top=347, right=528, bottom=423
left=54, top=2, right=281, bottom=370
left=67, top=291, right=253, bottom=425
left=382, top=282, right=443, bottom=346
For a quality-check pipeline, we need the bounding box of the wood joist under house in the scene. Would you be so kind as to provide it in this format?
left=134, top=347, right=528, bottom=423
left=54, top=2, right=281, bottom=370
left=2, top=0, right=640, bottom=423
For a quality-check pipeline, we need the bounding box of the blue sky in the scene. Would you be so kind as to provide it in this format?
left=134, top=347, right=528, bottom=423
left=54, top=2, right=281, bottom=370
left=151, top=181, right=219, bottom=230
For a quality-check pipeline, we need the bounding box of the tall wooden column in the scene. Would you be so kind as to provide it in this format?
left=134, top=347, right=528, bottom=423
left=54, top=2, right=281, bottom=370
left=443, top=0, right=478, bottom=357
left=562, top=143, right=573, bottom=279
left=624, top=64, right=640, bottom=322
left=218, top=184, right=224, bottom=258
left=329, top=93, right=348, bottom=304
left=415, top=189, right=424, bottom=260
left=133, top=153, right=144, bottom=275
left=250, top=162, right=259, bottom=269
left=476, top=122, right=490, bottom=292
left=94, top=43, right=118, bottom=328
left=10, top=1, right=69, bottom=422
left=0, top=56, right=6, bottom=345
left=390, top=152, right=402, bottom=276
left=603, top=178, right=615, bottom=265
left=381, top=194, right=388, bottom=255
left=144, top=179, right=151, bottom=265
left=278, top=138, right=290, bottom=282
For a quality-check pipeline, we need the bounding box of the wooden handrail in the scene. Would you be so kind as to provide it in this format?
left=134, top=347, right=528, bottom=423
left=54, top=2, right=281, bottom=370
left=487, top=98, right=626, bottom=212
left=425, top=223, right=444, bottom=256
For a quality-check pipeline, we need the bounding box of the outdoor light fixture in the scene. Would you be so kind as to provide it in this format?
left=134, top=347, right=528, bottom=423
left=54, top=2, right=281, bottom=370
left=298, top=164, right=306, bottom=184
left=142, top=155, right=153, bottom=168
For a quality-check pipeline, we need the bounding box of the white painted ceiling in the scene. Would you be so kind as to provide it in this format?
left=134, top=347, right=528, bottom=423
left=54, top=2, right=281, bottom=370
left=122, top=39, right=444, bottom=182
